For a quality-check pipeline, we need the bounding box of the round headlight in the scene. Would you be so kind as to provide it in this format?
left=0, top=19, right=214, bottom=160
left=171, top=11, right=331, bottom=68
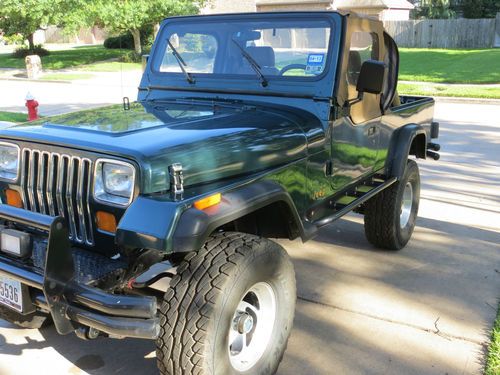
left=0, top=143, right=20, bottom=181
left=94, top=160, right=135, bottom=206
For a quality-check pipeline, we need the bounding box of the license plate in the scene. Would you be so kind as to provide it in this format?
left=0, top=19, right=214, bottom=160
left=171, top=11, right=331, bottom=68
left=0, top=276, right=23, bottom=312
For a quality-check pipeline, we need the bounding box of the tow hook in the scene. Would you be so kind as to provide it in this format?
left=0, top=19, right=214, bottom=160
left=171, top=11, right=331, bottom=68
left=75, top=326, right=101, bottom=340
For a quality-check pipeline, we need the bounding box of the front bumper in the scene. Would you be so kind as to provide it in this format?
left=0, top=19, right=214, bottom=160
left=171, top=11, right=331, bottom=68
left=0, top=205, right=159, bottom=339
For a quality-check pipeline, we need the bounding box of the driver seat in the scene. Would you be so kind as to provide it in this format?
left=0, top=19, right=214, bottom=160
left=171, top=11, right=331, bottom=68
left=239, top=46, right=279, bottom=76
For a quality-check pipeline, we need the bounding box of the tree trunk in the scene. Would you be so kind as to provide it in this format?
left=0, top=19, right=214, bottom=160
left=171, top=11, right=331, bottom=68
left=154, top=23, right=160, bottom=38
left=27, top=33, right=35, bottom=53
left=131, top=29, right=142, bottom=55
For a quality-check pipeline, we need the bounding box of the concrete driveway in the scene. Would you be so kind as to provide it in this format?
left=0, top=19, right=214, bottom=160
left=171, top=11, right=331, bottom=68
left=0, top=101, right=499, bottom=375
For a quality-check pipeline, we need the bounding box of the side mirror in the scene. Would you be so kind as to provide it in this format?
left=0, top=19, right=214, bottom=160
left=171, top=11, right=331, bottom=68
left=356, top=60, right=386, bottom=95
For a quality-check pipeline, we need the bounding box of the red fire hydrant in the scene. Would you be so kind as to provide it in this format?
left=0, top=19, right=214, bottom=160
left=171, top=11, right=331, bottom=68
left=25, top=92, right=39, bottom=121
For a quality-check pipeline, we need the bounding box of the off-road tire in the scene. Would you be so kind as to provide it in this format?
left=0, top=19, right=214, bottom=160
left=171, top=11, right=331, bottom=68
left=156, top=232, right=296, bottom=375
left=364, top=159, right=420, bottom=250
left=0, top=305, right=51, bottom=329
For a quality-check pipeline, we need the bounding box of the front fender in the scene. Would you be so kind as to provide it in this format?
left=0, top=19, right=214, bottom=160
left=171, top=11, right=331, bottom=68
left=116, top=196, right=183, bottom=252
left=172, top=180, right=314, bottom=253
left=116, top=180, right=313, bottom=254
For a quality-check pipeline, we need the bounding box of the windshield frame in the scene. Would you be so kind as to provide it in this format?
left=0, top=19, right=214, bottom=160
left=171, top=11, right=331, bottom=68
left=145, top=12, right=342, bottom=98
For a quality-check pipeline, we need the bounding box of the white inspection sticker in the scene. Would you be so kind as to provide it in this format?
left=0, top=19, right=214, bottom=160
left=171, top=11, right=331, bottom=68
left=305, top=53, right=325, bottom=75
left=0, top=276, right=23, bottom=312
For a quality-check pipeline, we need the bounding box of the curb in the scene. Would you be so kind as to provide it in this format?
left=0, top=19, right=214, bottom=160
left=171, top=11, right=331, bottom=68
left=0, top=76, right=73, bottom=84
left=433, top=96, right=500, bottom=105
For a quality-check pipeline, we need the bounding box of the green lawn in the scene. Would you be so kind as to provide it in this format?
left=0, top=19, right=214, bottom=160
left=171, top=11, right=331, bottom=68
left=485, top=304, right=500, bottom=375
left=399, top=48, right=500, bottom=84
left=398, top=82, right=500, bottom=99
left=0, top=46, right=128, bottom=70
left=0, top=111, right=27, bottom=123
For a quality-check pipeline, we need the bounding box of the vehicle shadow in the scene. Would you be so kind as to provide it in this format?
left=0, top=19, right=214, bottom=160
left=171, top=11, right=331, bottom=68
left=0, top=324, right=158, bottom=374
left=0, top=211, right=498, bottom=374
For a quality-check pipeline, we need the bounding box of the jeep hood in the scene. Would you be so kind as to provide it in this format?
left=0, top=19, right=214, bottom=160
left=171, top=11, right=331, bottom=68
left=0, top=101, right=313, bottom=194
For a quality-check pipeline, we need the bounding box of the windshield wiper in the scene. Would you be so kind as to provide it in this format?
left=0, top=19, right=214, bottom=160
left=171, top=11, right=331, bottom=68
left=231, top=39, right=268, bottom=87
left=167, top=40, right=195, bottom=84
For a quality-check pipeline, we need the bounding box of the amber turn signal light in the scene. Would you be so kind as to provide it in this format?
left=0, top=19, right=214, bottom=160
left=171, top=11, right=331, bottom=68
left=5, top=189, right=23, bottom=208
left=96, top=211, right=117, bottom=233
left=194, top=193, right=221, bottom=211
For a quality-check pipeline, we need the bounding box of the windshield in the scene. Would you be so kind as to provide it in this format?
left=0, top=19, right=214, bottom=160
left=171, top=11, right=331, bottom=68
left=154, top=17, right=333, bottom=81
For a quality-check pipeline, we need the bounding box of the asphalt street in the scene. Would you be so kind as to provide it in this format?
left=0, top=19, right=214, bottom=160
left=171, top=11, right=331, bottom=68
left=0, top=97, right=498, bottom=374
left=0, top=72, right=141, bottom=116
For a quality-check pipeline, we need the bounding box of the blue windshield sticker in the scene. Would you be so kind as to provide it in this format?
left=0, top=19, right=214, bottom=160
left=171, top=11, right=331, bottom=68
left=306, top=53, right=325, bottom=75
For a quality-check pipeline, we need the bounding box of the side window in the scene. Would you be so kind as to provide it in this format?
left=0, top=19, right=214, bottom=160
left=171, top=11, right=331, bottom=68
left=347, top=32, right=379, bottom=88
left=346, top=31, right=382, bottom=124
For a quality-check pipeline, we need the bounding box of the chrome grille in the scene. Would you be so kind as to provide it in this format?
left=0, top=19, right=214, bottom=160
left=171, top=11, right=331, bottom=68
left=21, top=149, right=94, bottom=245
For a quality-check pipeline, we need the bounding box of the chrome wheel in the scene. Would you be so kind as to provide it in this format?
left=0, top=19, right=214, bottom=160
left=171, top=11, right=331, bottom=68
left=228, top=282, right=277, bottom=372
left=400, top=182, right=413, bottom=228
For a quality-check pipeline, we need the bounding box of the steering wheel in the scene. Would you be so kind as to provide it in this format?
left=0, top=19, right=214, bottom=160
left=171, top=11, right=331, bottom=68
left=279, top=64, right=307, bottom=76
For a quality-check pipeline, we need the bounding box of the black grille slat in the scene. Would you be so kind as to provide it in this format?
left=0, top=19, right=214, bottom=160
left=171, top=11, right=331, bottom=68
left=79, top=159, right=94, bottom=245
left=65, top=157, right=79, bottom=242
left=46, top=153, right=57, bottom=217
left=56, top=155, right=66, bottom=219
left=22, top=149, right=94, bottom=245
left=27, top=150, right=38, bottom=211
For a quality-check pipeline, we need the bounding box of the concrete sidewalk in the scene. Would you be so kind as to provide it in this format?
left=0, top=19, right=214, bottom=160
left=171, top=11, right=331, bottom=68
left=0, top=102, right=499, bottom=375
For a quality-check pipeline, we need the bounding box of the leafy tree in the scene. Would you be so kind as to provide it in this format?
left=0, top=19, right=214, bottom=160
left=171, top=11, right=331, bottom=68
left=462, top=0, right=484, bottom=18
left=416, top=0, right=456, bottom=18
left=462, top=0, right=500, bottom=18
left=72, top=0, right=205, bottom=55
left=0, top=0, right=74, bottom=52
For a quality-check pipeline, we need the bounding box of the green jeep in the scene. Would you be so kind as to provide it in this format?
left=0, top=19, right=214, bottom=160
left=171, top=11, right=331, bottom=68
left=0, top=11, right=439, bottom=375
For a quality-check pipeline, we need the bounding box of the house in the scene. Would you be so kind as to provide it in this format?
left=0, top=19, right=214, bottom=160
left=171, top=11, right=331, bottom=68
left=202, top=0, right=257, bottom=14
left=333, top=0, right=415, bottom=20
left=202, top=0, right=415, bottom=21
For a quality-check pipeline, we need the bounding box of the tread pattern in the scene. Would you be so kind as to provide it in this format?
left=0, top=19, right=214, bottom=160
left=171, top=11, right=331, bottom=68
left=156, top=232, right=293, bottom=375
left=364, top=160, right=420, bottom=250
left=364, top=179, right=400, bottom=249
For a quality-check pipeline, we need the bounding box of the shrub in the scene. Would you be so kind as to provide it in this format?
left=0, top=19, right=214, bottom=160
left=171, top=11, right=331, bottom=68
left=104, top=27, right=154, bottom=51
left=104, top=34, right=134, bottom=50
left=12, top=45, right=50, bottom=58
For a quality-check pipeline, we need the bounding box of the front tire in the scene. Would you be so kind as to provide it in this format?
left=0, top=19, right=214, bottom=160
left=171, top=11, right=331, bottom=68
left=156, top=232, right=296, bottom=375
left=364, top=159, right=420, bottom=250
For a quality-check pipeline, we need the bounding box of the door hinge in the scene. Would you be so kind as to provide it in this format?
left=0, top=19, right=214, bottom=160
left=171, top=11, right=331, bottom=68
left=325, top=160, right=333, bottom=177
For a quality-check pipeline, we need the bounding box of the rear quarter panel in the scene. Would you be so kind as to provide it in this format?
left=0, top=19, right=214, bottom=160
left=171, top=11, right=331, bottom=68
left=375, top=96, right=435, bottom=170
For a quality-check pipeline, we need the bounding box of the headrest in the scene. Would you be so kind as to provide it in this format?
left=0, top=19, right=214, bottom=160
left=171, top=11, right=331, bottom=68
left=349, top=51, right=362, bottom=71
left=245, top=46, right=275, bottom=67
left=348, top=51, right=362, bottom=84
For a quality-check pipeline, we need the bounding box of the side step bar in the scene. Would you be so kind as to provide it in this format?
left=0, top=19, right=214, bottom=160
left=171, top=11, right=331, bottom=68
left=313, top=177, right=397, bottom=228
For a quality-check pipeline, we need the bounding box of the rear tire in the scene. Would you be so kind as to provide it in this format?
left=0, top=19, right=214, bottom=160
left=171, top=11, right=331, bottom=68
left=156, top=232, right=296, bottom=375
left=0, top=305, right=51, bottom=329
left=364, top=159, right=420, bottom=250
